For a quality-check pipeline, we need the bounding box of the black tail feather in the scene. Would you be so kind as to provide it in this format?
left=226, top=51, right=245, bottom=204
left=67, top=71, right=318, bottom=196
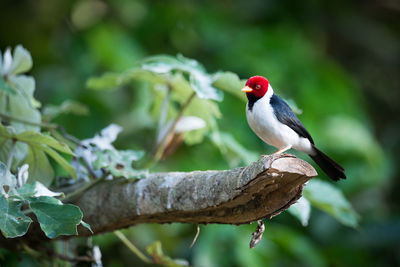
left=309, top=144, right=346, bottom=181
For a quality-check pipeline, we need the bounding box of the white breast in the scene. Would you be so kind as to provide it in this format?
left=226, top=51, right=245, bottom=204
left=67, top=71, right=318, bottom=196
left=245, top=87, right=313, bottom=154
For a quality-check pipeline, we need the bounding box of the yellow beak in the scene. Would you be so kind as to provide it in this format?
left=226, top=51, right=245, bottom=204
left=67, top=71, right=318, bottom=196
left=241, top=86, right=253, bottom=93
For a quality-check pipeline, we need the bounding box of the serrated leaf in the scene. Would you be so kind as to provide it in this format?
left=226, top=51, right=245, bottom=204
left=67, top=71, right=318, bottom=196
left=25, top=147, right=54, bottom=186
left=9, top=45, right=32, bottom=75
left=41, top=146, right=76, bottom=179
left=0, top=194, right=32, bottom=238
left=29, top=196, right=83, bottom=238
left=146, top=241, right=189, bottom=267
left=303, top=179, right=359, bottom=227
left=287, top=197, right=311, bottom=226
left=17, top=182, right=63, bottom=199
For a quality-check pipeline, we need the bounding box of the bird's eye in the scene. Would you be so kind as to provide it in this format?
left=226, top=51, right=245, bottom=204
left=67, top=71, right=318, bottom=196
left=254, top=84, right=261, bottom=90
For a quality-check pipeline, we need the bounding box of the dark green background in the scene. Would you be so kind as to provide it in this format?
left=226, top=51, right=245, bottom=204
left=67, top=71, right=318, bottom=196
left=1, top=0, right=399, bottom=266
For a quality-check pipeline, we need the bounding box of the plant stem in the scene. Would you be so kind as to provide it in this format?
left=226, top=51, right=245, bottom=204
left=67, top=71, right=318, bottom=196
left=145, top=92, right=196, bottom=168
left=114, top=230, right=152, bottom=264
left=61, top=172, right=108, bottom=202
left=6, top=139, right=16, bottom=173
left=0, top=112, right=58, bottom=129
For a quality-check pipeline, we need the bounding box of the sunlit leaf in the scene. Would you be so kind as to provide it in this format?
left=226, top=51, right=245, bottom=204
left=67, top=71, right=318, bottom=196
left=212, top=71, right=246, bottom=102
left=29, top=196, right=83, bottom=238
left=17, top=182, right=63, bottom=199
left=9, top=94, right=41, bottom=133
left=142, top=54, right=223, bottom=101
left=0, top=194, right=32, bottom=238
left=303, top=179, right=359, bottom=227
left=9, top=45, right=32, bottom=75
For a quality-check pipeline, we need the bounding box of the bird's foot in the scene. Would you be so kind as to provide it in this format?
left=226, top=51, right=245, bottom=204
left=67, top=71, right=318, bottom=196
left=273, top=145, right=292, bottom=155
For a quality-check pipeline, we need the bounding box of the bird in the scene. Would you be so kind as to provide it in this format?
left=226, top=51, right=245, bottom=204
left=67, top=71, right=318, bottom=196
left=241, top=75, right=346, bottom=181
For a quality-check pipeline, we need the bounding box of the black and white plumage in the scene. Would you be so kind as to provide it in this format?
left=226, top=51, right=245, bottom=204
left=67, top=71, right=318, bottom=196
left=242, top=76, right=346, bottom=181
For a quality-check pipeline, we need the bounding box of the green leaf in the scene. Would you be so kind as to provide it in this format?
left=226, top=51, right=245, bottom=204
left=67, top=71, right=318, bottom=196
left=92, top=149, right=146, bottom=179
left=15, top=131, right=74, bottom=155
left=25, top=147, right=55, bottom=186
left=80, top=220, right=93, bottom=233
left=212, top=71, right=246, bottom=102
left=146, top=241, right=189, bottom=267
left=86, top=72, right=121, bottom=91
left=17, top=182, right=63, bottom=199
left=8, top=93, right=41, bottom=133
left=40, top=146, right=76, bottom=179
left=287, top=197, right=311, bottom=226
left=42, top=100, right=89, bottom=121
left=303, top=179, right=359, bottom=227
left=0, top=137, right=28, bottom=171
left=29, top=196, right=83, bottom=238
left=0, top=76, right=17, bottom=95
left=9, top=45, right=32, bottom=75
left=8, top=75, right=41, bottom=108
left=0, top=194, right=32, bottom=238
left=142, top=54, right=223, bottom=101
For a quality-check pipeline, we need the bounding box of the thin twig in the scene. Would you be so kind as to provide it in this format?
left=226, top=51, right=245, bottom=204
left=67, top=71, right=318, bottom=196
left=6, top=139, right=16, bottom=173
left=61, top=172, right=108, bottom=202
left=57, top=126, right=83, bottom=147
left=0, top=112, right=58, bottom=129
left=114, top=230, right=152, bottom=264
left=157, top=86, right=171, bottom=136
left=146, top=92, right=196, bottom=168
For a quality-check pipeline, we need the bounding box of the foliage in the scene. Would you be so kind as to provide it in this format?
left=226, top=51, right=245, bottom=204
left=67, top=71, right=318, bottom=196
left=0, top=0, right=396, bottom=264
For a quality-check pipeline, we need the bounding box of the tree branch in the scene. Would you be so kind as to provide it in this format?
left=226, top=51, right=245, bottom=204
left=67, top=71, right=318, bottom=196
left=1, top=153, right=317, bottom=246
left=75, top=153, right=316, bottom=234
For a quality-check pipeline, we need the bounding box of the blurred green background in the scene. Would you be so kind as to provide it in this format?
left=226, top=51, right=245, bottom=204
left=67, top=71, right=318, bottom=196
left=1, top=0, right=399, bottom=266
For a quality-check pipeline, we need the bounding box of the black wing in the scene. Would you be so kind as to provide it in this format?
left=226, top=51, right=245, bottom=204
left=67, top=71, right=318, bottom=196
left=269, top=93, right=314, bottom=144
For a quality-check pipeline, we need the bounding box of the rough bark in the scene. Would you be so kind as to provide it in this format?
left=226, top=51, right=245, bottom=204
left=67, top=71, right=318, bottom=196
left=76, top=153, right=316, bottom=235
left=1, top=153, right=317, bottom=246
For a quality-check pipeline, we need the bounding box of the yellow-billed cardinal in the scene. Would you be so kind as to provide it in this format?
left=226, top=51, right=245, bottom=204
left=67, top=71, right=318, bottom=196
left=242, top=76, right=346, bottom=181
